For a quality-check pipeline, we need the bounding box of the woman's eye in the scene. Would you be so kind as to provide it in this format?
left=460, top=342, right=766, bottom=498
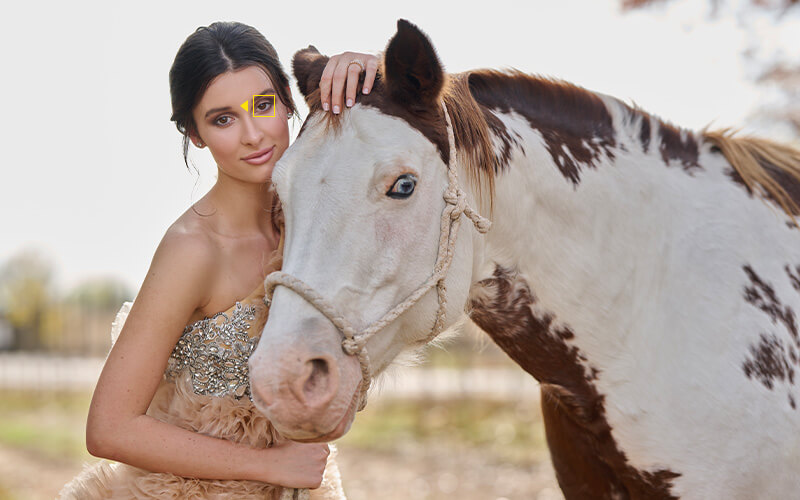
left=387, top=174, right=418, bottom=199
left=254, top=97, right=275, bottom=116
left=215, top=115, right=232, bottom=126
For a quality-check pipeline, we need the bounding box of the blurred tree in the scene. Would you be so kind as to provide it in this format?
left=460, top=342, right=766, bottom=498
left=65, top=277, right=132, bottom=311
left=622, top=0, right=800, bottom=139
left=0, top=250, right=59, bottom=350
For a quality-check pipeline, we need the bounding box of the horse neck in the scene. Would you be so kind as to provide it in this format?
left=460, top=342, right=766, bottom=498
left=462, top=75, right=709, bottom=352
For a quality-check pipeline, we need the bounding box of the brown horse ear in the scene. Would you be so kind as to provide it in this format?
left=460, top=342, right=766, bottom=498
left=383, top=19, right=444, bottom=112
left=292, top=45, right=329, bottom=103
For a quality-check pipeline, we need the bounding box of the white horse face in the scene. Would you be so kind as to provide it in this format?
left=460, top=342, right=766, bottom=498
left=249, top=22, right=478, bottom=440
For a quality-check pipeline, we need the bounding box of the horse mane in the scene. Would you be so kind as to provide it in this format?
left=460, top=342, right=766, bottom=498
left=441, top=73, right=498, bottom=212
left=703, top=129, right=800, bottom=222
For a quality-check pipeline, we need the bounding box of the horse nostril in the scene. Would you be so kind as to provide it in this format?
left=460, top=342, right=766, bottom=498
left=288, top=354, right=339, bottom=409
left=304, top=358, right=330, bottom=399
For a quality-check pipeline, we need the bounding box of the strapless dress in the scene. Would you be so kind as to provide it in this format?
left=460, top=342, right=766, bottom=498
left=58, top=285, right=345, bottom=500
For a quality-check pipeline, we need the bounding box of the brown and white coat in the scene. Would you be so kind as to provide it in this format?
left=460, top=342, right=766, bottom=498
left=249, top=20, right=800, bottom=500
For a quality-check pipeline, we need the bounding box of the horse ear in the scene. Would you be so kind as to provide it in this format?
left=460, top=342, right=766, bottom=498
left=292, top=45, right=329, bottom=103
left=383, top=19, right=444, bottom=111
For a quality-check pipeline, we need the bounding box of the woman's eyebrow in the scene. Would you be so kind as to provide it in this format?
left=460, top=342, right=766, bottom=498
left=205, top=106, right=232, bottom=118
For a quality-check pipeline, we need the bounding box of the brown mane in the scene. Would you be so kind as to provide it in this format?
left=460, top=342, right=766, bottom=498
left=441, top=73, right=499, bottom=211
left=703, top=129, right=800, bottom=222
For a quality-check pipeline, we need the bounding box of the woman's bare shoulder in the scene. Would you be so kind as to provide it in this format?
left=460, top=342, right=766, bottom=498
left=158, top=208, right=218, bottom=264
left=138, top=209, right=219, bottom=312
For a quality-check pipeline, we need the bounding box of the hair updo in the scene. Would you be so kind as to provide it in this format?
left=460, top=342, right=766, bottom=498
left=169, top=21, right=298, bottom=169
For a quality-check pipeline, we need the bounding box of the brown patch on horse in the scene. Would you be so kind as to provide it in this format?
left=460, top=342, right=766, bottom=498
left=742, top=264, right=800, bottom=409
left=631, top=109, right=651, bottom=153
left=468, top=265, right=680, bottom=499
left=540, top=383, right=626, bottom=499
left=743, top=333, right=795, bottom=388
left=705, top=129, right=800, bottom=225
left=638, top=111, right=652, bottom=154
left=466, top=70, right=703, bottom=178
left=658, top=122, right=700, bottom=172
left=624, top=106, right=700, bottom=172
left=466, top=70, right=617, bottom=186
left=788, top=264, right=800, bottom=292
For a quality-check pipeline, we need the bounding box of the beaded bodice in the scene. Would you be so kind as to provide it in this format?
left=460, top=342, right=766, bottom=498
left=165, top=285, right=268, bottom=400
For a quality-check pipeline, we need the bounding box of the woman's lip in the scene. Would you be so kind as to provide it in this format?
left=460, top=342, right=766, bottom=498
left=242, top=146, right=274, bottom=165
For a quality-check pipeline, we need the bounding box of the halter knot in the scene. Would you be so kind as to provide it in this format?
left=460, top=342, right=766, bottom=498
left=341, top=338, right=360, bottom=356
left=446, top=188, right=468, bottom=219
left=443, top=187, right=459, bottom=205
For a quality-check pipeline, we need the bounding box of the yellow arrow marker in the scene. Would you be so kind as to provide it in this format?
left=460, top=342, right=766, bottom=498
left=240, top=100, right=249, bottom=112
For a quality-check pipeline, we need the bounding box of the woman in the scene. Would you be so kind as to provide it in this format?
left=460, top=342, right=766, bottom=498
left=59, top=21, right=377, bottom=499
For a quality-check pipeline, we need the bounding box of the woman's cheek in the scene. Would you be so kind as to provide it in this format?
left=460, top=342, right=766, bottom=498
left=216, top=130, right=242, bottom=161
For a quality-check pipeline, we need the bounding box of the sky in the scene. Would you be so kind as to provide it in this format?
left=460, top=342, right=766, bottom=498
left=1, top=0, right=798, bottom=295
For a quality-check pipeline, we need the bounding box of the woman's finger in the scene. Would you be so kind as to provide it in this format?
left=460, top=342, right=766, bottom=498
left=318, top=56, right=338, bottom=112
left=345, top=62, right=362, bottom=108
left=330, top=59, right=350, bottom=114
left=363, top=57, right=379, bottom=95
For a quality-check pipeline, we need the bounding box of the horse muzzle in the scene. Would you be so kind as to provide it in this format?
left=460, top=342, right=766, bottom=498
left=249, top=316, right=363, bottom=441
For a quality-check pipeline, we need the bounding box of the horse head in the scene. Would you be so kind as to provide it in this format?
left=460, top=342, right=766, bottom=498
left=249, top=20, right=487, bottom=441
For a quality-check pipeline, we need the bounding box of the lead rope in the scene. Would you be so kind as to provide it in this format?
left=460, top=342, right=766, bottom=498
left=263, top=102, right=491, bottom=411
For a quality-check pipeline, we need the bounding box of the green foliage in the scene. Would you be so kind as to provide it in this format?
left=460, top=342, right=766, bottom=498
left=0, top=250, right=58, bottom=350
left=0, top=249, right=133, bottom=353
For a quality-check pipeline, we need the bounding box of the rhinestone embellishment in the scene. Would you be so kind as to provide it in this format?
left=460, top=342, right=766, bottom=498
left=166, top=302, right=260, bottom=400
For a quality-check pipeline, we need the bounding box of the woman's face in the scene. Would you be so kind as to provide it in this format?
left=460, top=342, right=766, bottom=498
left=191, top=66, right=291, bottom=185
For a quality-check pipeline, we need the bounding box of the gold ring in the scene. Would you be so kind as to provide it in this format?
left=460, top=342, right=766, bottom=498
left=347, top=59, right=365, bottom=72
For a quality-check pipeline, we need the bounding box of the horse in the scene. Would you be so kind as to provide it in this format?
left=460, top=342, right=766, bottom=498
left=248, top=19, right=800, bottom=499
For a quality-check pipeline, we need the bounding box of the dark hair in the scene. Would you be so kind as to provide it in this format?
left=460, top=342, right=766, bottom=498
left=169, top=21, right=298, bottom=170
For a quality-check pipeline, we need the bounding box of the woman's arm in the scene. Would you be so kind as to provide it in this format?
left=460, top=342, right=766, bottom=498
left=85, top=230, right=328, bottom=488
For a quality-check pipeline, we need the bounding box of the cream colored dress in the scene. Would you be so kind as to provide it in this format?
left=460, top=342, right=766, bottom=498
left=59, top=285, right=345, bottom=500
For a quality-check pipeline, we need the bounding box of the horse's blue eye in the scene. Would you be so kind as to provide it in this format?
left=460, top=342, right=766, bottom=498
left=387, top=174, right=417, bottom=199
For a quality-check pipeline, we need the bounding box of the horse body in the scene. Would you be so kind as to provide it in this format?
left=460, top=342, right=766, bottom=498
left=250, top=20, right=800, bottom=498
left=470, top=87, right=800, bottom=497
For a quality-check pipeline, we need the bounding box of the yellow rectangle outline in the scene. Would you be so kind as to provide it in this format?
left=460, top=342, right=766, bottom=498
left=252, top=94, right=276, bottom=118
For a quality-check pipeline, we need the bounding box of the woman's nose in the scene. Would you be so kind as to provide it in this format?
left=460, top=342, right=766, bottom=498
left=241, top=116, right=264, bottom=145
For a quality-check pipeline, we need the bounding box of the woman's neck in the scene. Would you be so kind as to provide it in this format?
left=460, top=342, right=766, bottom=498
left=200, top=172, right=276, bottom=241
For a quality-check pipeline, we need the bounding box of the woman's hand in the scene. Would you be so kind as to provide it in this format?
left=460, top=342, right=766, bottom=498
left=319, top=51, right=379, bottom=114
left=262, top=440, right=330, bottom=489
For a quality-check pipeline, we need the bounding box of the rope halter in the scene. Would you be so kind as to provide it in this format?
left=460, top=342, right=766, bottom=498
left=263, top=102, right=491, bottom=410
